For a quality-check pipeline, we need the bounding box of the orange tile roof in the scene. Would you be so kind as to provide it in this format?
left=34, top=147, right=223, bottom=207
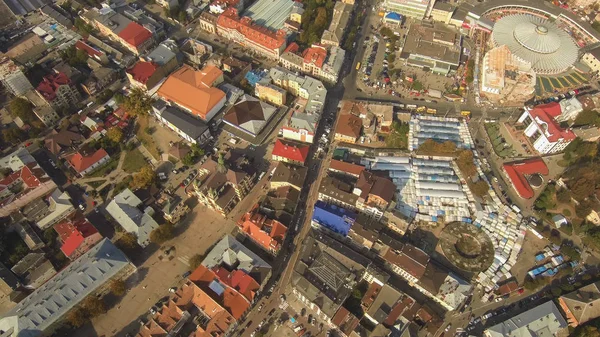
left=217, top=8, right=286, bottom=51
left=329, top=159, right=365, bottom=177
left=157, top=65, right=226, bottom=120
left=66, top=148, right=109, bottom=173
left=302, top=45, right=327, bottom=68
left=136, top=319, right=167, bottom=337
left=187, top=265, right=250, bottom=320
left=336, top=113, right=362, bottom=139
left=237, top=205, right=287, bottom=252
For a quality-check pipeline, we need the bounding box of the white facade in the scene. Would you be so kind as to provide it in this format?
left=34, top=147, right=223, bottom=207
left=383, top=0, right=431, bottom=19
left=518, top=110, right=574, bottom=154
left=80, top=153, right=110, bottom=176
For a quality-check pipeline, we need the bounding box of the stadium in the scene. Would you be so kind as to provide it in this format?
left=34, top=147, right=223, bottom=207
left=490, top=14, right=579, bottom=75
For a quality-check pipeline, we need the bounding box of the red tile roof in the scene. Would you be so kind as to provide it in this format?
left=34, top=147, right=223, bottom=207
left=302, top=45, right=327, bottom=68
left=117, top=22, right=152, bottom=49
left=284, top=42, right=300, bottom=53
left=66, top=148, right=109, bottom=173
left=0, top=163, right=43, bottom=193
left=503, top=158, right=549, bottom=199
left=75, top=40, right=104, bottom=58
left=272, top=139, right=309, bottom=163
left=528, top=103, right=576, bottom=142
left=127, top=61, right=159, bottom=84
left=217, top=8, right=286, bottom=52
left=213, top=267, right=259, bottom=302
left=55, top=217, right=101, bottom=257
left=37, top=72, right=71, bottom=102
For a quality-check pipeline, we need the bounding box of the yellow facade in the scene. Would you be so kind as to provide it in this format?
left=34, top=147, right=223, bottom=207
left=256, top=83, right=286, bottom=106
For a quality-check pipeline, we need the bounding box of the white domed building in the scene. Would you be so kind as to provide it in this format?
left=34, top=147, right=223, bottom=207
left=490, top=14, right=579, bottom=75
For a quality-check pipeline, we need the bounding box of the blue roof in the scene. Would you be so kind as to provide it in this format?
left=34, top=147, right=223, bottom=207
left=244, top=69, right=269, bottom=87
left=385, top=12, right=402, bottom=21
left=311, top=201, right=357, bottom=236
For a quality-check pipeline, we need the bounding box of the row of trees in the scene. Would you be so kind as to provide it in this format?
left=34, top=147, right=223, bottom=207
left=67, top=279, right=127, bottom=327
left=297, top=0, right=335, bottom=47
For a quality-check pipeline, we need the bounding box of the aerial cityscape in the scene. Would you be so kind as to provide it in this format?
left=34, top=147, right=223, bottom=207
left=1, top=0, right=600, bottom=335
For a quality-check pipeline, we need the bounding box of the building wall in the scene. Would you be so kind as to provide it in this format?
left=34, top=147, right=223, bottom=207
left=383, top=0, right=429, bottom=19
left=272, top=154, right=304, bottom=166
left=34, top=108, right=60, bottom=126
left=431, top=9, right=452, bottom=24
left=318, top=193, right=356, bottom=210
left=270, top=180, right=302, bottom=191
left=582, top=52, right=600, bottom=75
left=80, top=154, right=110, bottom=176
left=156, top=114, right=210, bottom=144
left=282, top=127, right=314, bottom=144
left=334, top=133, right=358, bottom=143
left=256, top=84, right=286, bottom=106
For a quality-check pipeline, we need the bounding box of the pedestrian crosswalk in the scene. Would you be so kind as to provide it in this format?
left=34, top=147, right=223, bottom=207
left=178, top=255, right=190, bottom=266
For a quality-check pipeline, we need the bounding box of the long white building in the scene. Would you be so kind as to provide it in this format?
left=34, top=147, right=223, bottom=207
left=408, top=115, right=474, bottom=151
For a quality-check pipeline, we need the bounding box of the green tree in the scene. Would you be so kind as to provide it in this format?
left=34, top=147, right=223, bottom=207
left=177, top=11, right=187, bottom=23
left=130, top=166, right=156, bottom=189
left=117, top=232, right=139, bottom=249
left=574, top=110, right=600, bottom=127
left=59, top=45, right=88, bottom=67
left=216, top=153, right=227, bottom=174
left=470, top=180, right=489, bottom=198
left=122, top=87, right=153, bottom=116
left=9, top=97, right=35, bottom=122
left=82, top=295, right=105, bottom=316
left=67, top=307, right=88, bottom=327
left=150, top=223, right=175, bottom=244
left=74, top=18, right=94, bottom=37
left=110, top=279, right=127, bottom=296
left=95, top=89, right=114, bottom=105
left=106, top=127, right=124, bottom=144
left=456, top=150, right=477, bottom=178
left=43, top=228, right=58, bottom=244
left=189, top=253, right=204, bottom=270
left=556, top=188, right=571, bottom=203
left=2, top=128, right=26, bottom=144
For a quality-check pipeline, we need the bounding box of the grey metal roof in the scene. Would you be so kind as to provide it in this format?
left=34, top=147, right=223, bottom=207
left=485, top=301, right=567, bottom=337
left=106, top=189, right=158, bottom=246
left=201, top=235, right=271, bottom=281
left=3, top=0, right=51, bottom=16
left=243, top=0, right=297, bottom=30
left=159, top=105, right=209, bottom=140
left=146, top=43, right=177, bottom=66
left=0, top=239, right=132, bottom=337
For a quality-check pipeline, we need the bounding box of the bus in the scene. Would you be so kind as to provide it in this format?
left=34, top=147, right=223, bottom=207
left=356, top=62, right=361, bottom=70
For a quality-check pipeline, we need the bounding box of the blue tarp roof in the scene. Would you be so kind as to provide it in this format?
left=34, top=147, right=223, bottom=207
left=385, top=12, right=402, bottom=21
left=312, top=201, right=357, bottom=236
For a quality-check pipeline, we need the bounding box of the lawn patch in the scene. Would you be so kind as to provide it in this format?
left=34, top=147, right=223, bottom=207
left=87, top=157, right=119, bottom=178
left=122, top=148, right=146, bottom=173
left=88, top=180, right=106, bottom=189
left=136, top=116, right=160, bottom=160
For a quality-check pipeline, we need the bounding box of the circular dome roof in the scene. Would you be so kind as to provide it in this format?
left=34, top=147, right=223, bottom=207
left=527, top=173, right=543, bottom=188
left=491, top=14, right=579, bottom=74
